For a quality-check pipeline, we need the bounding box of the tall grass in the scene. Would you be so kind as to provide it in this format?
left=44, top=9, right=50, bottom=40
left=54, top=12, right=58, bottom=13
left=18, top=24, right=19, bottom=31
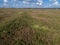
left=0, top=9, right=60, bottom=45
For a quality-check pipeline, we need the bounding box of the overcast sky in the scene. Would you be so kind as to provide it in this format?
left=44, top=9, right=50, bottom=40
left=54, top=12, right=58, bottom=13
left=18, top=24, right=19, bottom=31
left=0, top=0, right=60, bottom=8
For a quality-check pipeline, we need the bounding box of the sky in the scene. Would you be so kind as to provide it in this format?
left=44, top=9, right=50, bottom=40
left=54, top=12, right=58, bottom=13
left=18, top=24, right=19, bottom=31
left=0, top=0, right=60, bottom=8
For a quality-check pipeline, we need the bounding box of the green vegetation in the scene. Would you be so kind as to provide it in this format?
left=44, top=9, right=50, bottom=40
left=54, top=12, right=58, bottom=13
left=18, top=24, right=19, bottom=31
left=0, top=9, right=60, bottom=45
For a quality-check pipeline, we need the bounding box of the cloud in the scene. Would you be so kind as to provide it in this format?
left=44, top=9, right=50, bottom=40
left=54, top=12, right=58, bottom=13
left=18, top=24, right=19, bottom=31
left=36, top=0, right=43, bottom=5
left=36, top=2, right=42, bottom=5
left=49, top=0, right=57, bottom=2
left=3, top=0, right=8, bottom=6
left=4, top=0, right=8, bottom=2
left=22, top=1, right=29, bottom=4
left=22, top=0, right=43, bottom=5
left=49, top=0, right=60, bottom=6
left=52, top=2, right=60, bottom=6
left=4, top=3, right=7, bottom=6
left=53, top=1, right=58, bottom=5
left=22, top=0, right=32, bottom=4
left=14, top=0, right=17, bottom=1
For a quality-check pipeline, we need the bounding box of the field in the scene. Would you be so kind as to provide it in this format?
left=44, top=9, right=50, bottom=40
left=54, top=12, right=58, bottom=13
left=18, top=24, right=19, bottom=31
left=0, top=8, right=60, bottom=45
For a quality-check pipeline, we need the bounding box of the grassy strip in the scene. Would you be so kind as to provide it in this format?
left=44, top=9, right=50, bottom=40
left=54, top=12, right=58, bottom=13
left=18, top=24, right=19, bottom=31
left=0, top=12, right=59, bottom=45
